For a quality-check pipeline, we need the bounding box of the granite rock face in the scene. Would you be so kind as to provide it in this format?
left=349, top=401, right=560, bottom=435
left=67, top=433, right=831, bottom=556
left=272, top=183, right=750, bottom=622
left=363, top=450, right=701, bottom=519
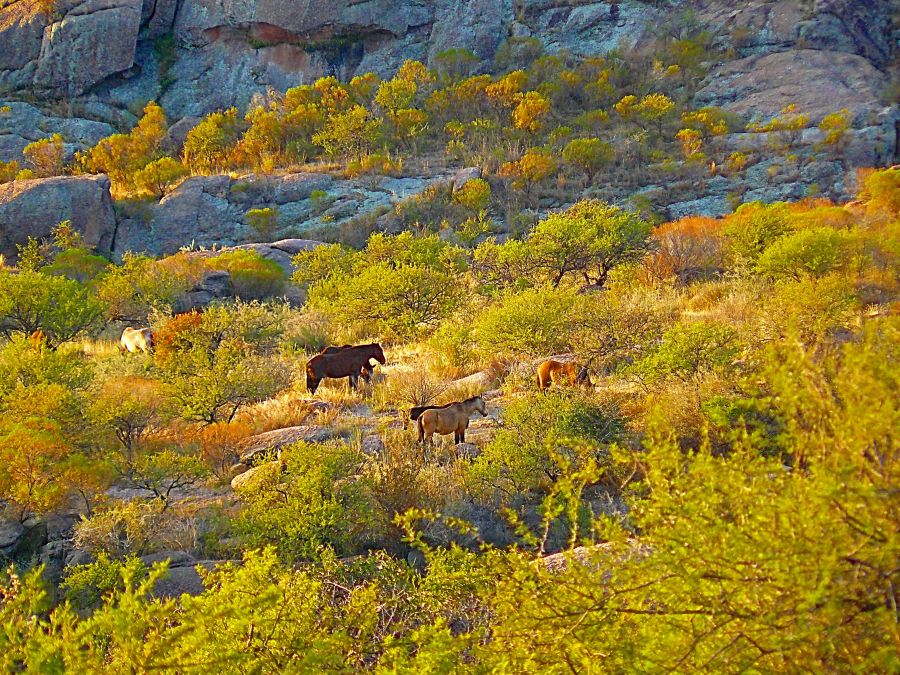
left=112, top=171, right=445, bottom=258
left=0, top=101, right=115, bottom=163
left=0, top=0, right=890, bottom=118
left=33, top=0, right=143, bottom=96
left=0, top=0, right=895, bottom=220
left=0, top=174, right=117, bottom=263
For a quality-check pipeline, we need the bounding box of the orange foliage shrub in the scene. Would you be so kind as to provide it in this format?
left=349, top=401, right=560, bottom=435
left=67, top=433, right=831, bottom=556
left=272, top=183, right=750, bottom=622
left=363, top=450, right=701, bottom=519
left=194, top=421, right=252, bottom=477
left=152, top=311, right=202, bottom=360
left=644, top=216, right=725, bottom=283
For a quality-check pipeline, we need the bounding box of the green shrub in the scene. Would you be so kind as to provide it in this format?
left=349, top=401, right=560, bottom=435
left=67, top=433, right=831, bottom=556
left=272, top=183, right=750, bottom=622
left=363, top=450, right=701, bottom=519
left=630, top=321, right=740, bottom=383
left=96, top=252, right=205, bottom=322
left=766, top=273, right=859, bottom=343
left=308, top=262, right=462, bottom=341
left=469, top=390, right=624, bottom=498
left=212, top=249, right=287, bottom=300
left=756, top=227, right=854, bottom=280
left=43, top=248, right=109, bottom=283
left=245, top=207, right=280, bottom=240
left=453, top=178, right=491, bottom=212
left=528, top=200, right=653, bottom=288
left=62, top=552, right=148, bottom=612
left=233, top=442, right=375, bottom=562
left=0, top=337, right=92, bottom=398
left=153, top=302, right=291, bottom=424
left=471, top=286, right=578, bottom=359
left=724, top=202, right=791, bottom=265
left=0, top=269, right=104, bottom=345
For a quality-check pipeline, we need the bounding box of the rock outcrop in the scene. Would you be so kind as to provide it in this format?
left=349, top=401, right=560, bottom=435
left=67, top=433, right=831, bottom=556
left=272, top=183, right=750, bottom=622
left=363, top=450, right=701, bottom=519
left=0, top=0, right=143, bottom=97
left=112, top=171, right=443, bottom=257
left=0, top=174, right=117, bottom=262
left=239, top=424, right=344, bottom=464
left=1, top=0, right=890, bottom=120
left=33, top=0, right=143, bottom=96
left=0, top=101, right=115, bottom=164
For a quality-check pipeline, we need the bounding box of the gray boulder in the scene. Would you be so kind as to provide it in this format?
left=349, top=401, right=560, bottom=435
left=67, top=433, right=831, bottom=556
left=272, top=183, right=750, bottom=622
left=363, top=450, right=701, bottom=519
left=149, top=557, right=233, bottom=599
left=33, top=0, right=143, bottom=97
left=177, top=269, right=234, bottom=311
left=0, top=518, right=25, bottom=557
left=230, top=460, right=279, bottom=491
left=361, top=434, right=385, bottom=458
left=696, top=50, right=889, bottom=126
left=0, top=101, right=115, bottom=163
left=239, top=425, right=343, bottom=464
left=454, top=442, right=481, bottom=461
left=450, top=166, right=482, bottom=192
left=0, top=174, right=117, bottom=263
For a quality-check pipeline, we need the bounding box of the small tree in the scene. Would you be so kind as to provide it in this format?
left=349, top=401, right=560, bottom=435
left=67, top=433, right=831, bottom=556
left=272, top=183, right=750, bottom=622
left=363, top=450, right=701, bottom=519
left=308, top=263, right=463, bottom=340
left=312, top=105, right=382, bottom=161
left=182, top=107, right=243, bottom=174
left=453, top=178, right=491, bottom=212
left=132, top=449, right=209, bottom=509
left=561, top=138, right=613, bottom=182
left=134, top=157, right=186, bottom=197
left=528, top=200, right=653, bottom=288
left=512, top=91, right=551, bottom=134
left=245, top=207, right=280, bottom=240
left=82, top=101, right=168, bottom=195
left=23, top=134, right=65, bottom=177
left=636, top=93, right=676, bottom=136
left=88, top=377, right=165, bottom=479
left=0, top=418, right=71, bottom=519
left=0, top=269, right=104, bottom=346
left=154, top=303, right=290, bottom=424
left=499, top=149, right=557, bottom=200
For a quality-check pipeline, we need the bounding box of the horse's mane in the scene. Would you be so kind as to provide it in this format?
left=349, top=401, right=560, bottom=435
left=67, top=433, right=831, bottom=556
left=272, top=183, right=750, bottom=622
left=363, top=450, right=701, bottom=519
left=410, top=395, right=483, bottom=420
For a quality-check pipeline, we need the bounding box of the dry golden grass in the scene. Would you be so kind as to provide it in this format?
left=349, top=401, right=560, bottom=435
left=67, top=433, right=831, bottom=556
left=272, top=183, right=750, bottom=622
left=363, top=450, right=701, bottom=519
left=65, top=338, right=122, bottom=358
left=238, top=387, right=316, bottom=433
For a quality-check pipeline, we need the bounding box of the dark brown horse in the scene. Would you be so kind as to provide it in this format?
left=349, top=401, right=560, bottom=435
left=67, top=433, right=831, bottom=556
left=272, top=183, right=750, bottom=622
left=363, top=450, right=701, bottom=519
left=321, top=345, right=374, bottom=384
left=306, top=343, right=386, bottom=394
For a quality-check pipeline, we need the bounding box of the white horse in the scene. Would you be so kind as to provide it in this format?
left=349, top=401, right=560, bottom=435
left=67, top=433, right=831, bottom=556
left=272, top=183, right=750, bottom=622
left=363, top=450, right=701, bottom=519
left=120, top=327, right=153, bottom=354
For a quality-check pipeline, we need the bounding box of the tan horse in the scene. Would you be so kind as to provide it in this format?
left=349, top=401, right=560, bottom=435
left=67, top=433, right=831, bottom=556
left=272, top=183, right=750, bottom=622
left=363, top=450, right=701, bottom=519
left=414, top=396, right=487, bottom=449
left=120, top=327, right=153, bottom=354
left=536, top=359, right=589, bottom=391
left=29, top=329, right=46, bottom=352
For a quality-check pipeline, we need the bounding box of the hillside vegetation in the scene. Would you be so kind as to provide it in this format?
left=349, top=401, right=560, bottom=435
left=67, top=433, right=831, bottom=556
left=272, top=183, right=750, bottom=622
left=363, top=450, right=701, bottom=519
left=0, top=43, right=869, bottom=234
left=0, top=161, right=897, bottom=671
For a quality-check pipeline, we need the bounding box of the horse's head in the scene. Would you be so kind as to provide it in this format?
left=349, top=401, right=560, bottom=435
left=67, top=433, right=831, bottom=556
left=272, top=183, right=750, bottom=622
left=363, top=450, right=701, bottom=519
left=575, top=365, right=589, bottom=385
left=471, top=396, right=487, bottom=417
left=370, top=343, right=386, bottom=365
left=306, top=364, right=319, bottom=394
left=141, top=328, right=154, bottom=352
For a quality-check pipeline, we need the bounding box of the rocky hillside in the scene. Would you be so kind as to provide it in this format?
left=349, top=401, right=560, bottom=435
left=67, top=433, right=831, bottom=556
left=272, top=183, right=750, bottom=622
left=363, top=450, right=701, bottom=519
left=0, top=0, right=897, bottom=258
left=0, top=0, right=895, bottom=121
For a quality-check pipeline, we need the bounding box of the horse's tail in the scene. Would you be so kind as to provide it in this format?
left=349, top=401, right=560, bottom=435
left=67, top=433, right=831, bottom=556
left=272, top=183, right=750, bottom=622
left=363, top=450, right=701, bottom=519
left=416, top=414, right=425, bottom=442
